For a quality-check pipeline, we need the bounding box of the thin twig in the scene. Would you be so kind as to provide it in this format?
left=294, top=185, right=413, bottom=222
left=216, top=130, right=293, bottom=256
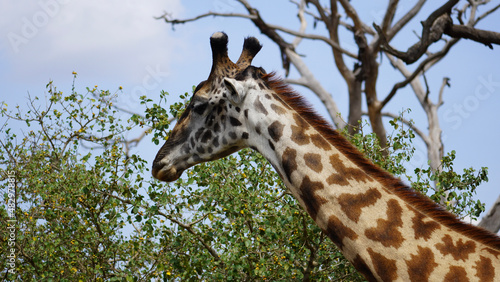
left=381, top=37, right=458, bottom=108
left=376, top=0, right=458, bottom=64
left=437, top=77, right=450, bottom=107
left=476, top=3, right=500, bottom=23
left=291, top=0, right=307, bottom=48
left=378, top=111, right=430, bottom=146
left=422, top=71, right=431, bottom=102
left=156, top=11, right=256, bottom=25
left=381, top=0, right=399, bottom=33
left=250, top=20, right=358, bottom=59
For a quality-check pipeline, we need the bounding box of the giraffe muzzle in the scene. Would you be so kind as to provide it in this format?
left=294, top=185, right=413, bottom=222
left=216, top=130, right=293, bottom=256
left=152, top=160, right=184, bottom=182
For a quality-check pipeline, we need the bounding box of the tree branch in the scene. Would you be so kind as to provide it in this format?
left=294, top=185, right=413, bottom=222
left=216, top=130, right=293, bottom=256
left=338, top=0, right=366, bottom=31
left=445, top=24, right=500, bottom=49
left=381, top=37, right=458, bottom=108
left=160, top=0, right=348, bottom=128
left=266, top=23, right=358, bottom=59
left=375, top=0, right=458, bottom=64
left=99, top=190, right=223, bottom=262
left=301, top=213, right=317, bottom=281
left=437, top=77, right=450, bottom=107
left=377, top=0, right=500, bottom=65
left=310, top=0, right=354, bottom=82
left=291, top=0, right=307, bottom=48
left=379, top=111, right=430, bottom=147
left=158, top=210, right=222, bottom=262
left=478, top=194, right=500, bottom=233
left=381, top=0, right=399, bottom=33
left=476, top=3, right=500, bottom=23
left=282, top=77, right=308, bottom=87
left=237, top=0, right=295, bottom=75
left=285, top=49, right=346, bottom=129
left=156, top=11, right=256, bottom=25
left=383, top=53, right=447, bottom=171
left=385, top=0, right=427, bottom=42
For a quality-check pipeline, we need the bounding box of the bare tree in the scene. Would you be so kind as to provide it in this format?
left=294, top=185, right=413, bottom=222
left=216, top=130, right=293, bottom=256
left=479, top=194, right=500, bottom=233
left=157, top=0, right=500, bottom=232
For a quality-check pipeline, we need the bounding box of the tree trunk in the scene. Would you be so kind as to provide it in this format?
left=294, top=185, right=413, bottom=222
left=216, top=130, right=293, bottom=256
left=478, top=195, right=500, bottom=233
left=425, top=103, right=443, bottom=171
left=284, top=49, right=346, bottom=129
left=347, top=80, right=362, bottom=134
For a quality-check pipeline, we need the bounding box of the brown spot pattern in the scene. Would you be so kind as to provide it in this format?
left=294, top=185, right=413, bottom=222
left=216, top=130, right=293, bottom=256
left=484, top=248, right=500, bottom=258
left=338, top=188, right=382, bottom=223
left=299, top=176, right=327, bottom=220
left=352, top=255, right=378, bottom=282
left=291, top=114, right=310, bottom=145
left=474, top=256, right=495, bottom=282
left=310, top=133, right=331, bottom=150
left=254, top=96, right=268, bottom=115
left=258, top=73, right=500, bottom=272
left=325, top=215, right=358, bottom=250
left=281, top=147, right=297, bottom=183
left=365, top=199, right=404, bottom=248
left=293, top=113, right=310, bottom=129
left=411, top=210, right=441, bottom=240
left=444, top=266, right=469, bottom=282
left=270, top=103, right=286, bottom=115
left=435, top=234, right=476, bottom=262
left=304, top=153, right=322, bottom=173
left=406, top=247, right=437, bottom=282
left=327, top=154, right=372, bottom=186
left=367, top=248, right=398, bottom=281
left=268, top=140, right=275, bottom=151
left=268, top=120, right=284, bottom=142
left=254, top=125, right=261, bottom=135
left=326, top=173, right=349, bottom=186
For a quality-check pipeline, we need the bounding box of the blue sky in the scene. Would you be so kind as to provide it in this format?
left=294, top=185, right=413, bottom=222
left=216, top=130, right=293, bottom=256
left=1, top=1, right=499, bottom=223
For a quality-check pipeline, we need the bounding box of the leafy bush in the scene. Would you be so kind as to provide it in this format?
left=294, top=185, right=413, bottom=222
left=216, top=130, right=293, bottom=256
left=0, top=77, right=486, bottom=280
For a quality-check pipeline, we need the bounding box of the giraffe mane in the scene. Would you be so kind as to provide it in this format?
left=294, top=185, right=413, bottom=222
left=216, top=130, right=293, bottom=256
left=262, top=72, right=500, bottom=250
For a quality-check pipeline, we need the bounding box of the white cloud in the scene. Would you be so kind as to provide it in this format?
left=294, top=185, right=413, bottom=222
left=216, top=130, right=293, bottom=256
left=1, top=0, right=184, bottom=84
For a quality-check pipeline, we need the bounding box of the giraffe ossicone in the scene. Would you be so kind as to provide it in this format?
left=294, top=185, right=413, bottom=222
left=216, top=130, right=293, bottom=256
left=152, top=32, right=500, bottom=281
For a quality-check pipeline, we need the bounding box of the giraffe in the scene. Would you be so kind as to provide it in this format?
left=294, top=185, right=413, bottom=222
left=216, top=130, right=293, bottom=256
left=152, top=32, right=500, bottom=281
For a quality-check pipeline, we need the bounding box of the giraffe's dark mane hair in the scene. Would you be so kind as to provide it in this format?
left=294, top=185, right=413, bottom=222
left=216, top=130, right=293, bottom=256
left=261, top=72, right=500, bottom=250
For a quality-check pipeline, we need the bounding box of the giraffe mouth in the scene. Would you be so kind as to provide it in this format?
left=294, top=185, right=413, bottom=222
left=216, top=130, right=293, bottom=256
left=152, top=162, right=184, bottom=182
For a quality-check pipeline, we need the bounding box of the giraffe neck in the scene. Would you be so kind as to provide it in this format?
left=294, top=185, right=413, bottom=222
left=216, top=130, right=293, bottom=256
left=244, top=74, right=500, bottom=281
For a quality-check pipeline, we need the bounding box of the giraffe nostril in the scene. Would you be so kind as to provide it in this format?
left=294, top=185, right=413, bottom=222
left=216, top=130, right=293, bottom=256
left=151, top=162, right=164, bottom=180
left=152, top=163, right=183, bottom=182
left=151, top=162, right=162, bottom=179
left=152, top=159, right=185, bottom=182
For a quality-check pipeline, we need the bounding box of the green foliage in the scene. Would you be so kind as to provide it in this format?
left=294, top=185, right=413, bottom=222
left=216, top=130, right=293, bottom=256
left=0, top=76, right=488, bottom=280
left=347, top=112, right=416, bottom=178
left=0, top=77, right=156, bottom=280
left=412, top=150, right=487, bottom=220
left=347, top=113, right=487, bottom=221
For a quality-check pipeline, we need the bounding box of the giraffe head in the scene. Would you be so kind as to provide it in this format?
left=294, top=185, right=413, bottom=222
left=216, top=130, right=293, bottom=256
left=152, top=32, right=263, bottom=182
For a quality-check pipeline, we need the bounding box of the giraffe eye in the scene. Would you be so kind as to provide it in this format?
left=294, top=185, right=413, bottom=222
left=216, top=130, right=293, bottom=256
left=193, top=102, right=208, bottom=115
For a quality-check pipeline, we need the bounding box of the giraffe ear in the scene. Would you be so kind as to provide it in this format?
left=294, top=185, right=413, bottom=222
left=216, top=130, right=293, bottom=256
left=223, top=78, right=246, bottom=104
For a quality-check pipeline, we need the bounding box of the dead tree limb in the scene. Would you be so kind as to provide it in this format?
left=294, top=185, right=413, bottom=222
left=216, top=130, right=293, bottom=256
left=445, top=24, right=500, bottom=49
left=479, top=194, right=500, bottom=233
left=375, top=0, right=457, bottom=64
